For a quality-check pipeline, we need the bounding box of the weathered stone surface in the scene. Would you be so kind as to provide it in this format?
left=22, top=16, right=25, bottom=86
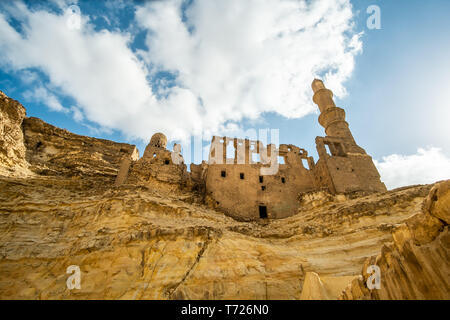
left=116, top=133, right=189, bottom=195
left=0, top=173, right=440, bottom=299
left=0, top=90, right=29, bottom=176
left=23, top=117, right=137, bottom=181
left=424, top=180, right=450, bottom=224
left=340, top=181, right=450, bottom=300
left=300, top=272, right=357, bottom=300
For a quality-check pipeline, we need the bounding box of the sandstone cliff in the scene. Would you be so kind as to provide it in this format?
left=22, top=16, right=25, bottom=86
left=0, top=91, right=448, bottom=300
left=1, top=173, right=447, bottom=299
left=0, top=90, right=29, bottom=176
left=340, top=181, right=449, bottom=300
left=23, top=117, right=137, bottom=181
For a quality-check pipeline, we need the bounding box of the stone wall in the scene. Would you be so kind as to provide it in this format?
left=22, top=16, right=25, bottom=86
left=206, top=164, right=316, bottom=220
left=316, top=153, right=386, bottom=194
left=204, top=136, right=318, bottom=220
left=189, top=161, right=208, bottom=193
left=116, top=134, right=189, bottom=194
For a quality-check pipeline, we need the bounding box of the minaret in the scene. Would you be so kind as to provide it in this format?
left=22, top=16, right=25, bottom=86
left=311, top=79, right=356, bottom=145
left=311, top=79, right=386, bottom=193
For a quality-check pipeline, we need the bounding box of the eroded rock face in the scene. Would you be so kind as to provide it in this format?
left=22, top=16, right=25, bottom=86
left=300, top=272, right=358, bottom=300
left=0, top=173, right=441, bottom=300
left=425, top=180, right=450, bottom=224
left=340, top=181, right=450, bottom=300
left=22, top=117, right=137, bottom=181
left=0, top=91, right=28, bottom=176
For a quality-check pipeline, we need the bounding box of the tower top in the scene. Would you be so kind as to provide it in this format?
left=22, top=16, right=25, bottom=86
left=311, top=79, right=334, bottom=111
left=311, top=79, right=326, bottom=94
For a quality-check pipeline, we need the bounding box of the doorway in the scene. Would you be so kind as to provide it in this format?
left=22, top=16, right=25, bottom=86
left=259, top=205, right=268, bottom=219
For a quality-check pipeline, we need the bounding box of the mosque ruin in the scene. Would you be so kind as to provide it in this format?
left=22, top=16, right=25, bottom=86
left=115, top=79, right=387, bottom=221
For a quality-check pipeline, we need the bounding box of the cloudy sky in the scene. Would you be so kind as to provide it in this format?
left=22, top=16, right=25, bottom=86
left=0, top=0, right=449, bottom=189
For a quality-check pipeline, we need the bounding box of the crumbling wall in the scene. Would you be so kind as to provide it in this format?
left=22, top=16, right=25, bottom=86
left=315, top=136, right=386, bottom=194
left=205, top=136, right=317, bottom=220
left=114, top=148, right=140, bottom=186
left=117, top=134, right=189, bottom=193
left=126, top=151, right=188, bottom=186
left=189, top=161, right=208, bottom=193
left=329, top=154, right=386, bottom=193
left=206, top=164, right=316, bottom=220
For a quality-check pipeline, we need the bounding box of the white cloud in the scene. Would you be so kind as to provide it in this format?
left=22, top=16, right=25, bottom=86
left=23, top=86, right=67, bottom=113
left=375, top=147, right=450, bottom=190
left=49, top=0, right=78, bottom=11
left=19, top=70, right=39, bottom=85
left=70, top=105, right=84, bottom=122
left=0, top=0, right=361, bottom=143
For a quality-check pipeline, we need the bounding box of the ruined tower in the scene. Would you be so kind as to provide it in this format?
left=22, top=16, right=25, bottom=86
left=312, top=79, right=386, bottom=194
left=143, top=132, right=168, bottom=159
left=115, top=132, right=188, bottom=188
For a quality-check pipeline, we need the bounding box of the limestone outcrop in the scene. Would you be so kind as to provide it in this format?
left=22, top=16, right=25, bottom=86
left=0, top=172, right=444, bottom=299
left=340, top=180, right=449, bottom=300
left=23, top=117, right=137, bottom=181
left=0, top=90, right=28, bottom=176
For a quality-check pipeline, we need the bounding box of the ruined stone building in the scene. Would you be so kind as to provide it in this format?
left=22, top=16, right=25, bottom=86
left=116, top=80, right=386, bottom=221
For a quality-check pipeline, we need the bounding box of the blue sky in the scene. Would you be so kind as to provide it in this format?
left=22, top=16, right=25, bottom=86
left=0, top=0, right=449, bottom=188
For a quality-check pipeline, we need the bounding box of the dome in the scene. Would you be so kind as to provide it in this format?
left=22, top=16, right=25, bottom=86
left=149, top=133, right=167, bottom=149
